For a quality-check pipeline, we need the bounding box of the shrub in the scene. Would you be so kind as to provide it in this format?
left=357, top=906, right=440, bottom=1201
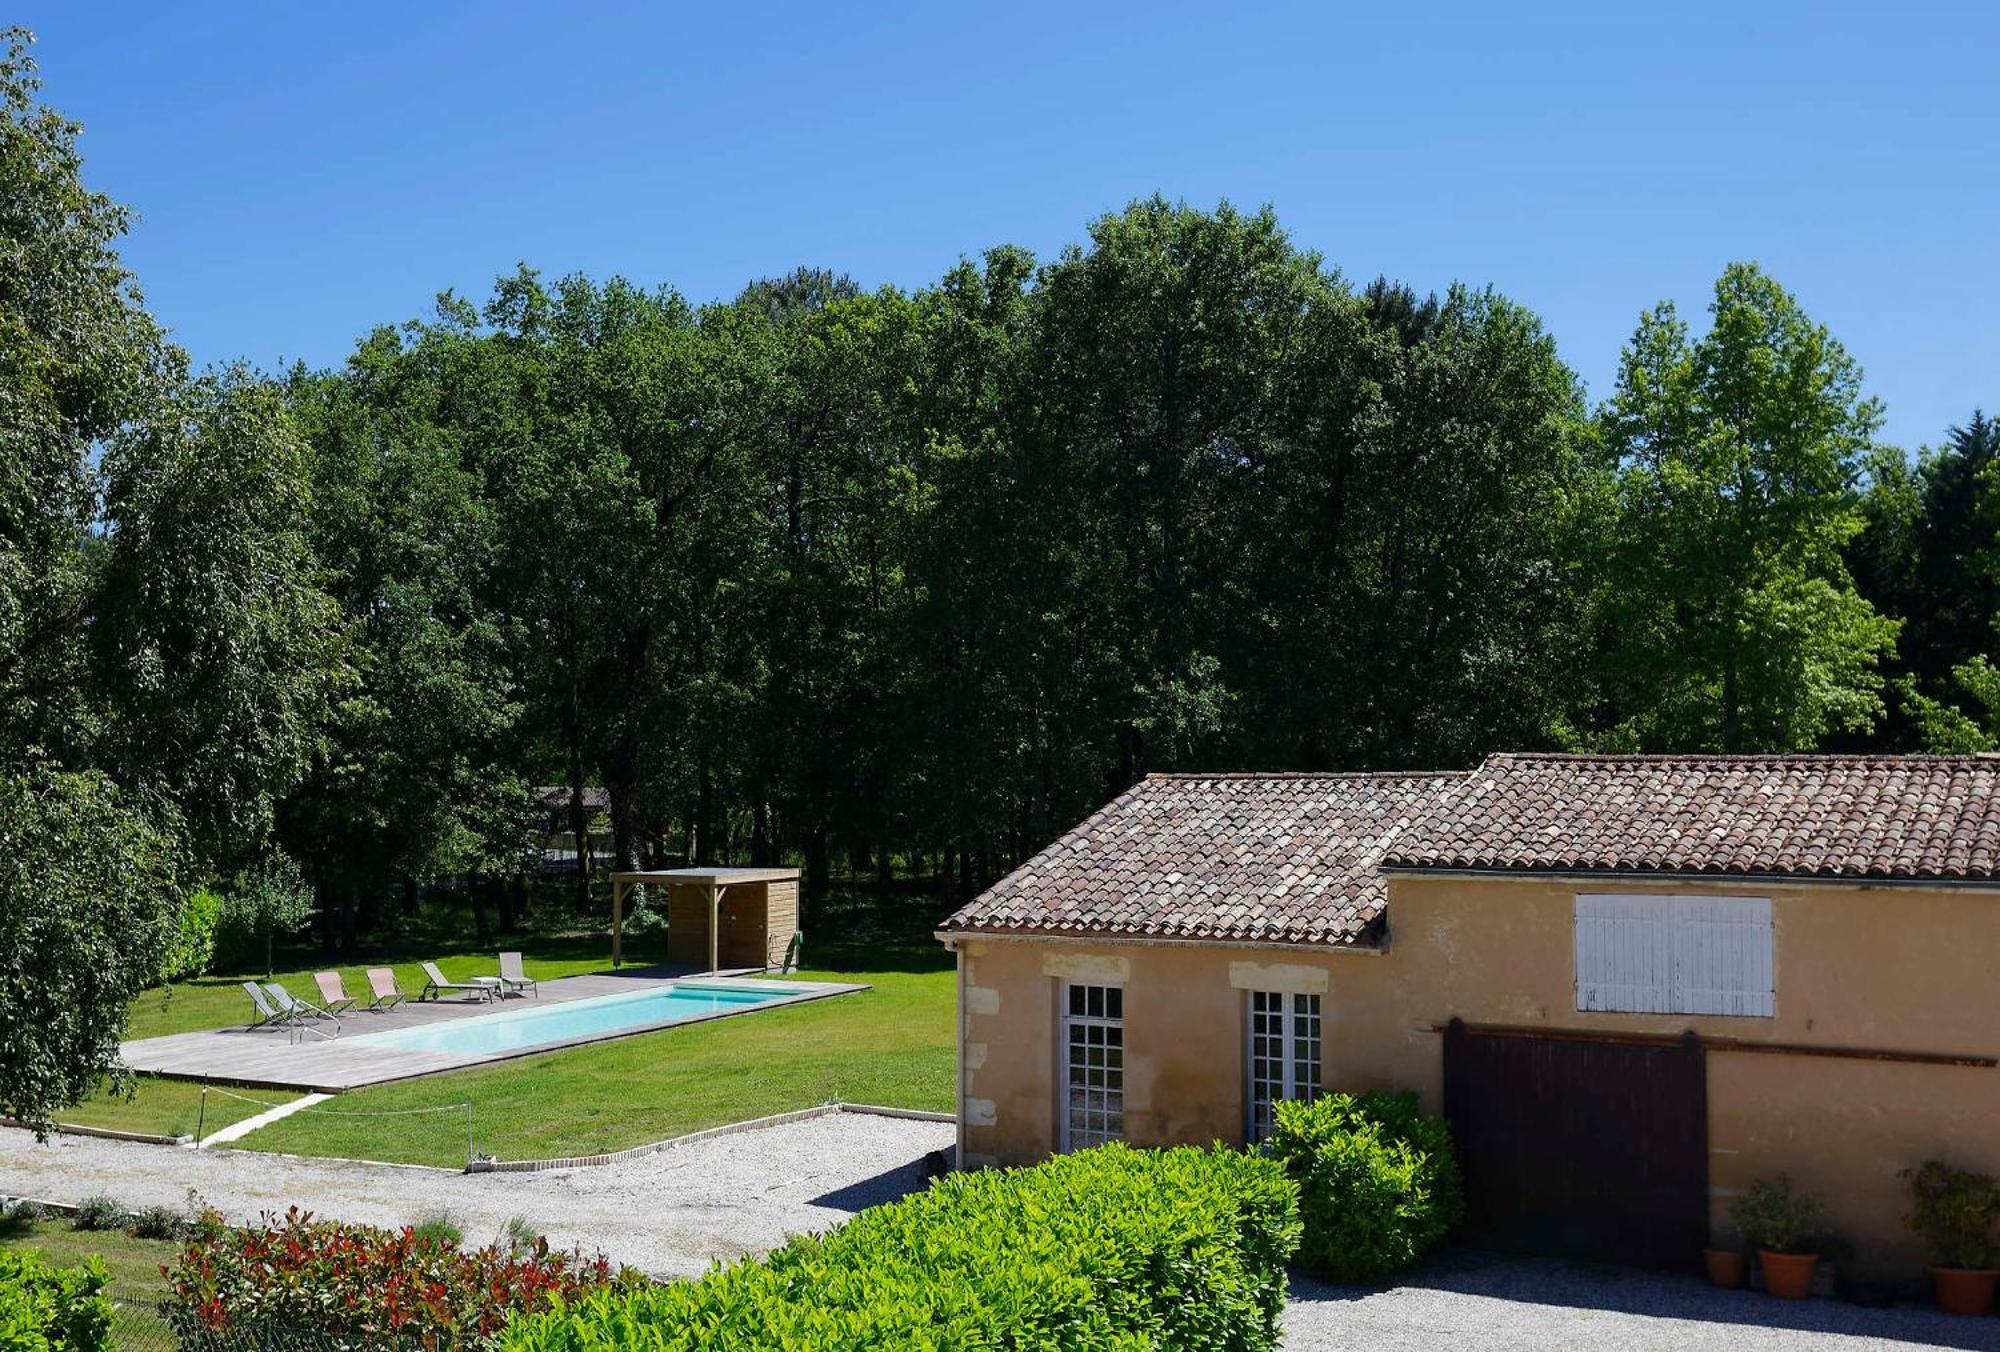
left=1264, top=1090, right=1464, bottom=1283
left=1730, top=1175, right=1830, bottom=1254
left=164, top=1207, right=637, bottom=1351
left=68, top=1197, right=125, bottom=1233
left=1902, top=1161, right=2000, bottom=1270
left=127, top=1203, right=186, bottom=1241
left=504, top=1142, right=1299, bottom=1351
left=0, top=1249, right=114, bottom=1351
left=159, top=887, right=225, bottom=982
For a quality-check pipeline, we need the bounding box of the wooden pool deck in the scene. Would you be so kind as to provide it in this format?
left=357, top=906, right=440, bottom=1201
left=119, top=966, right=867, bottom=1093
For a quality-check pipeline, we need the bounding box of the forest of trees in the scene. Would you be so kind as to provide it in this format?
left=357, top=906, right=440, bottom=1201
left=4, top=29, right=1999, bottom=1117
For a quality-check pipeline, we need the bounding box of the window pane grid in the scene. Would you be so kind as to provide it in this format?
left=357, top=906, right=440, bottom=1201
left=1248, top=991, right=1322, bottom=1143
left=1062, top=984, right=1124, bottom=1151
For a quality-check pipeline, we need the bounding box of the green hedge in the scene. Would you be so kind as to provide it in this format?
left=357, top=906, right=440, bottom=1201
left=1266, top=1090, right=1463, bottom=1282
left=0, top=1250, right=114, bottom=1351
left=504, top=1143, right=1300, bottom=1350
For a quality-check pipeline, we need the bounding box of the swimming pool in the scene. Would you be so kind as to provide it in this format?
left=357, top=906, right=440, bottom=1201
left=345, top=982, right=792, bottom=1056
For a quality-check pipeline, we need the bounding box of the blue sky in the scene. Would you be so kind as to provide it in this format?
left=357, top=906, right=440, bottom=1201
left=19, top=1, right=1998, bottom=450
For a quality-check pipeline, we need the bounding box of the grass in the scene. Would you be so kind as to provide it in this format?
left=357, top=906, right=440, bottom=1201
left=55, top=1078, right=297, bottom=1141
left=0, top=1216, right=180, bottom=1343
left=236, top=940, right=955, bottom=1167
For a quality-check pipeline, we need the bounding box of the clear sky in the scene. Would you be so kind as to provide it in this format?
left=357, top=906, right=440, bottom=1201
left=18, top=1, right=1999, bottom=451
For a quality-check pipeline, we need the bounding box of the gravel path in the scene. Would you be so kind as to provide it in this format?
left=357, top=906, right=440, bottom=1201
left=1283, top=1249, right=2000, bottom=1351
left=0, top=1113, right=954, bottom=1277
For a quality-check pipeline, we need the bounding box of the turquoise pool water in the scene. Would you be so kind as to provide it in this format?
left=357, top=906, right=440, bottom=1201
left=346, top=983, right=788, bottom=1056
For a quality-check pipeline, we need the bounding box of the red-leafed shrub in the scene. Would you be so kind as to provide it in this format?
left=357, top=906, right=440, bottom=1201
left=163, top=1207, right=642, bottom=1351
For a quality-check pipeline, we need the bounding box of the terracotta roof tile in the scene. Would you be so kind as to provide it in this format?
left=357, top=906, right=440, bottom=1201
left=1382, top=753, right=2000, bottom=881
left=941, top=772, right=1465, bottom=946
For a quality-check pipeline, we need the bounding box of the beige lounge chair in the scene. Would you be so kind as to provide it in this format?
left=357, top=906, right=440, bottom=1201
left=420, top=961, right=488, bottom=1002
left=313, top=971, right=358, bottom=1017
left=364, top=968, right=407, bottom=1011
left=497, top=951, right=538, bottom=999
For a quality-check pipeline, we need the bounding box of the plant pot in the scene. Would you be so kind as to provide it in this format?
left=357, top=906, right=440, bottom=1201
left=1758, top=1250, right=1819, bottom=1300
left=1930, top=1266, right=1999, bottom=1317
left=1704, top=1248, right=1746, bottom=1288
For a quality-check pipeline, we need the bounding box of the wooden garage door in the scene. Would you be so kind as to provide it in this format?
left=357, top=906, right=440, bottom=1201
left=1442, top=1021, right=1707, bottom=1269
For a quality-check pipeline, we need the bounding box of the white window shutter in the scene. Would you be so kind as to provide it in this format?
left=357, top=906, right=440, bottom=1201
left=1673, top=896, right=1774, bottom=1016
left=1574, top=895, right=1673, bottom=1013
left=1575, top=895, right=1773, bottom=1017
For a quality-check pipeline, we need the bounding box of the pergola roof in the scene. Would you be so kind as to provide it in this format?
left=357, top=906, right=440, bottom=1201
left=610, top=867, right=801, bottom=885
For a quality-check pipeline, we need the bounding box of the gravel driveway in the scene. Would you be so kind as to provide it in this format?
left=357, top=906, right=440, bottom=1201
left=0, top=1113, right=954, bottom=1277
left=1284, top=1249, right=2000, bottom=1351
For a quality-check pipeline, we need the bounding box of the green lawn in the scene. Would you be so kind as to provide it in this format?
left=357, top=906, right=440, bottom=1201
left=236, top=942, right=955, bottom=1167
left=0, top=1217, right=180, bottom=1344
left=57, top=1078, right=297, bottom=1141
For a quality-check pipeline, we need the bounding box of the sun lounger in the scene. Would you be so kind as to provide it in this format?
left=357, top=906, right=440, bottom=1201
left=266, top=981, right=341, bottom=1032
left=497, top=951, right=538, bottom=999
left=243, top=981, right=292, bottom=1029
left=420, top=960, right=489, bottom=1002
left=364, top=968, right=407, bottom=1011
left=312, top=971, right=358, bottom=1017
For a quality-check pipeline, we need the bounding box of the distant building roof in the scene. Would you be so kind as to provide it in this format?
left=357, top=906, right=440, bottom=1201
left=1382, top=753, right=2000, bottom=883
left=941, top=772, right=1465, bottom=947
left=536, top=786, right=610, bottom=812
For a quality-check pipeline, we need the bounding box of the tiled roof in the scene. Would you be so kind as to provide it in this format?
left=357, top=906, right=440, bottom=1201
left=941, top=772, right=1465, bottom=947
left=1383, top=753, right=2000, bottom=881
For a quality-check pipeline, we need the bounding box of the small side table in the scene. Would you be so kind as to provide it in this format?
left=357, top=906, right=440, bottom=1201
left=468, top=976, right=504, bottom=1002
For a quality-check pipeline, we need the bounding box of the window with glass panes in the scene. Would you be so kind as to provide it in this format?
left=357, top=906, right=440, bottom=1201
left=1059, top=983, right=1124, bottom=1150
left=1247, top=990, right=1321, bottom=1142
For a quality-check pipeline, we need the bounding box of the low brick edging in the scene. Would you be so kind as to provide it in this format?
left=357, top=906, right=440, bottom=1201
left=462, top=1101, right=953, bottom=1174
left=0, top=1116, right=190, bottom=1148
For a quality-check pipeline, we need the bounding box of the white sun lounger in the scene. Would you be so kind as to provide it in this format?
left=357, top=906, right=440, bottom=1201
left=420, top=961, right=489, bottom=1002
left=497, top=951, right=538, bottom=999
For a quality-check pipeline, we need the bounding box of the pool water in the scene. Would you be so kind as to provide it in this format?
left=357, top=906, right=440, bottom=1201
left=345, top=982, right=788, bottom=1056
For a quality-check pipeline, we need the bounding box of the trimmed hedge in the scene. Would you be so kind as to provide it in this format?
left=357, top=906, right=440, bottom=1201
left=0, top=1249, right=114, bottom=1351
left=1266, top=1090, right=1463, bottom=1282
left=504, top=1143, right=1301, bottom=1350
left=159, top=886, right=225, bottom=982
left=165, top=1208, right=638, bottom=1351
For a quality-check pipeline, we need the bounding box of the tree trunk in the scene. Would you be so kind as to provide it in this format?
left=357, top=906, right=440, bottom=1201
left=694, top=755, right=716, bottom=866
left=471, top=875, right=491, bottom=945
left=751, top=795, right=771, bottom=866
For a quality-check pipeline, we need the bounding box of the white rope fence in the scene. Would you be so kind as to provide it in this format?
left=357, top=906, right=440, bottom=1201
left=196, top=1084, right=476, bottom=1164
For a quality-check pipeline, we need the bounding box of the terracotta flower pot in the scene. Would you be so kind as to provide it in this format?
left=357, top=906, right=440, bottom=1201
left=1704, top=1248, right=1746, bottom=1288
left=1930, top=1267, right=1998, bottom=1317
left=1758, top=1250, right=1819, bottom=1300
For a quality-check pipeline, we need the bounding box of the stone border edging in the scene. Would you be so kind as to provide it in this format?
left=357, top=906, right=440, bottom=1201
left=0, top=1116, right=190, bottom=1147
left=463, top=1101, right=953, bottom=1174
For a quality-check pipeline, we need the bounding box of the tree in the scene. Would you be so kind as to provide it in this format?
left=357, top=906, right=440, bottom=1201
left=219, top=849, right=317, bottom=978
left=1580, top=263, right=1898, bottom=751
left=0, top=766, right=179, bottom=1131
left=0, top=29, right=336, bottom=1119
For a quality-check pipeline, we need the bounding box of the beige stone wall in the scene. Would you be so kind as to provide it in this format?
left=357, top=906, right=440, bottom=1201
left=955, top=876, right=2000, bottom=1276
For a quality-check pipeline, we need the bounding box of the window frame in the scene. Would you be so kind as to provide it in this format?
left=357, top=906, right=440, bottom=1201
left=1246, top=989, right=1322, bottom=1144
left=1058, top=982, right=1125, bottom=1152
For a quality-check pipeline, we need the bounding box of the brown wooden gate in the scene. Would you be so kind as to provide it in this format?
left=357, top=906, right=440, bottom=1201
left=1442, top=1021, right=1707, bottom=1269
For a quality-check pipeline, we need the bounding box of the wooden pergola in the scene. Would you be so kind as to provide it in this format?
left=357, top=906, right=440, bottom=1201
left=609, top=867, right=802, bottom=973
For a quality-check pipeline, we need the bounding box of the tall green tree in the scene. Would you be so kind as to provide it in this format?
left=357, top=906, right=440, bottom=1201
left=1580, top=263, right=1897, bottom=751
left=0, top=29, right=333, bottom=1124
